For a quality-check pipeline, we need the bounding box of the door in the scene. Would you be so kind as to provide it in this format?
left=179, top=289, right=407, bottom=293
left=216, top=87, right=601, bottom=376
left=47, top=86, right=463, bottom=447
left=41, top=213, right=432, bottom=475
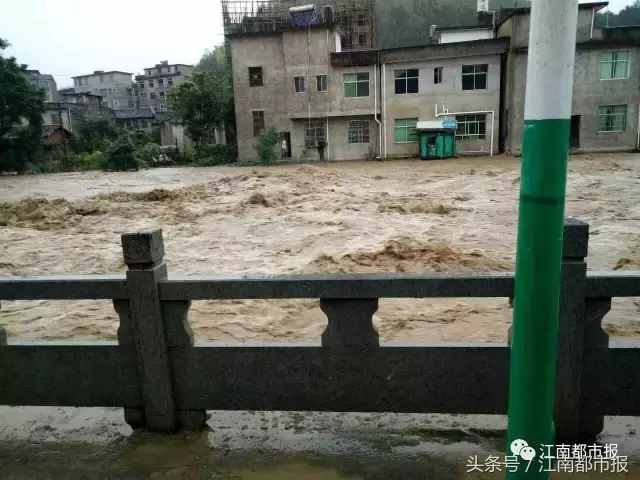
left=570, top=115, right=580, bottom=149
left=280, top=132, right=291, bottom=158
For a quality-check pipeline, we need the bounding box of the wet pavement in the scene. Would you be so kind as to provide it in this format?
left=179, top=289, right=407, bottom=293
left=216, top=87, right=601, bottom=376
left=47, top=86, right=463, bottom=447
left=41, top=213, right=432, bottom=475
left=1, top=407, right=639, bottom=479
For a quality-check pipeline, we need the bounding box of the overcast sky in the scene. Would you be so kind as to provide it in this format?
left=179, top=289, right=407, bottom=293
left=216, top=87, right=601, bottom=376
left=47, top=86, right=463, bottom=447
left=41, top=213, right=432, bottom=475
left=0, top=0, right=634, bottom=88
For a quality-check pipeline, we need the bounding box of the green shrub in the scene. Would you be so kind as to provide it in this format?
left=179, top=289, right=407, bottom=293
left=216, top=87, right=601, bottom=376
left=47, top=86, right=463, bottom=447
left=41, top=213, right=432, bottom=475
left=176, top=144, right=196, bottom=165
left=255, top=128, right=279, bottom=165
left=138, top=143, right=162, bottom=166
left=194, top=144, right=233, bottom=166
left=102, top=139, right=140, bottom=171
left=72, top=151, right=105, bottom=171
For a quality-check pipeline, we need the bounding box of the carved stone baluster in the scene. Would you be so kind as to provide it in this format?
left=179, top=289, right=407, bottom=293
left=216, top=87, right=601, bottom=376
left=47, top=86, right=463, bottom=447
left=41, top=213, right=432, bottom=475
left=321, top=298, right=379, bottom=349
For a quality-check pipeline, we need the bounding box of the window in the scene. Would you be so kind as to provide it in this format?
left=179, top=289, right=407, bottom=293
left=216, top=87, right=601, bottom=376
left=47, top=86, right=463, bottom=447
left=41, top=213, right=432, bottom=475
left=316, top=74, right=328, bottom=92
left=149, top=80, right=154, bottom=88
left=600, top=51, right=630, bottom=80
left=158, top=79, right=164, bottom=87
left=462, top=64, right=488, bottom=90
left=598, top=105, right=627, bottom=132
left=395, top=69, right=419, bottom=94
left=394, top=118, right=418, bottom=143
left=434, top=67, right=443, bottom=84
left=344, top=72, right=369, bottom=97
left=305, top=119, right=326, bottom=148
left=159, top=103, right=167, bottom=112
left=252, top=111, right=265, bottom=136
left=348, top=120, right=370, bottom=143
left=138, top=82, right=144, bottom=89
left=159, top=91, right=165, bottom=98
left=358, top=32, right=368, bottom=47
left=249, top=66, right=263, bottom=87
left=150, top=92, right=157, bottom=100
left=294, top=76, right=306, bottom=93
left=456, top=114, right=486, bottom=139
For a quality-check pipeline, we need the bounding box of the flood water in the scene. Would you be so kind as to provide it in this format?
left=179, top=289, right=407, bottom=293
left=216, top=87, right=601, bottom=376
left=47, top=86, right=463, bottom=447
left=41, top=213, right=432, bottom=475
left=1, top=154, right=640, bottom=478
left=1, top=154, right=639, bottom=343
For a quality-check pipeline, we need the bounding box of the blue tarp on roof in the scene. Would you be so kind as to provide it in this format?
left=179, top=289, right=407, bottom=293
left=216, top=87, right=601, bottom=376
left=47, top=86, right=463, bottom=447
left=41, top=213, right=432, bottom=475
left=289, top=5, right=320, bottom=28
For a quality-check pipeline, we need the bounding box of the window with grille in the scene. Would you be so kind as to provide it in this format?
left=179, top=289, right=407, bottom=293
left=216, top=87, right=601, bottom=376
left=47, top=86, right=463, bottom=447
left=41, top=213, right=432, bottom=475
left=395, top=69, right=419, bottom=94
left=294, top=76, right=306, bottom=93
left=249, top=66, right=263, bottom=87
left=456, top=114, right=486, bottom=139
left=434, top=67, right=443, bottom=85
left=316, top=75, right=328, bottom=92
left=598, top=105, right=627, bottom=132
left=252, top=111, right=265, bottom=137
left=600, top=51, right=629, bottom=80
left=394, top=118, right=418, bottom=143
left=344, top=72, right=369, bottom=97
left=305, top=119, right=326, bottom=148
left=462, top=64, right=488, bottom=90
left=348, top=120, right=370, bottom=144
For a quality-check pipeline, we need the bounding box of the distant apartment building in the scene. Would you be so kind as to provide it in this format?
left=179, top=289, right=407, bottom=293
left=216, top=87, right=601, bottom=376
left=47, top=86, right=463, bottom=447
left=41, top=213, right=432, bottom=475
left=72, top=70, right=135, bottom=111
left=25, top=70, right=58, bottom=102
left=135, top=61, right=194, bottom=113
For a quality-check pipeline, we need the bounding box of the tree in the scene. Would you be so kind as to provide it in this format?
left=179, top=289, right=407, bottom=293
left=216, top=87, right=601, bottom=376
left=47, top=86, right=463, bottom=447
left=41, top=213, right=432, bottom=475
left=195, top=45, right=227, bottom=74
left=255, top=128, right=280, bottom=165
left=597, top=1, right=640, bottom=27
left=73, top=111, right=118, bottom=153
left=103, top=137, right=140, bottom=171
left=167, top=69, right=234, bottom=147
left=0, top=38, right=45, bottom=172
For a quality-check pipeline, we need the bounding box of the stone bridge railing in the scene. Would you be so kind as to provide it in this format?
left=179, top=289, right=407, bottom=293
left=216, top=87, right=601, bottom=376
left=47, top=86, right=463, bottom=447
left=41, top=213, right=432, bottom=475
left=0, top=219, right=639, bottom=442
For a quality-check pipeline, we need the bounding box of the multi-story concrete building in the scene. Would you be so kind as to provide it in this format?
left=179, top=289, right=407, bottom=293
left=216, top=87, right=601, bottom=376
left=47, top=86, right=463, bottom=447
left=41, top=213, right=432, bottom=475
left=498, top=2, right=640, bottom=153
left=135, top=61, right=194, bottom=113
left=25, top=70, right=58, bottom=102
left=381, top=39, right=506, bottom=157
left=228, top=1, right=505, bottom=161
left=227, top=0, right=640, bottom=161
left=72, top=70, right=135, bottom=111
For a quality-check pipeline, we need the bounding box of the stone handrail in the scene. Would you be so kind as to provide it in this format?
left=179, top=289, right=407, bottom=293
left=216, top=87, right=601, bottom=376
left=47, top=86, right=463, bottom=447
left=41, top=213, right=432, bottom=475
left=0, top=218, right=638, bottom=441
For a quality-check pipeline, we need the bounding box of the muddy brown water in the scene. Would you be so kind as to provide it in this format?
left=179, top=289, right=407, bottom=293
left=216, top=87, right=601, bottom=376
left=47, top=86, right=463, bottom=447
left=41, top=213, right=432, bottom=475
left=1, top=154, right=639, bottom=343
left=1, top=154, right=640, bottom=478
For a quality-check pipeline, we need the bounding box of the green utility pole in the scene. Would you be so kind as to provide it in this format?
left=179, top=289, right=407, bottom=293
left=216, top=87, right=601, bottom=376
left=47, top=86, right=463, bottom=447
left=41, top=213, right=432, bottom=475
left=506, top=1, right=579, bottom=479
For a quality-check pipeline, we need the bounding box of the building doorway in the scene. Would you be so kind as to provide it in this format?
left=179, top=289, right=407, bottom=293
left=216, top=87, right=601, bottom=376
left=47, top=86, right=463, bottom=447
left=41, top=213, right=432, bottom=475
left=570, top=115, right=581, bottom=149
left=280, top=132, right=291, bottom=158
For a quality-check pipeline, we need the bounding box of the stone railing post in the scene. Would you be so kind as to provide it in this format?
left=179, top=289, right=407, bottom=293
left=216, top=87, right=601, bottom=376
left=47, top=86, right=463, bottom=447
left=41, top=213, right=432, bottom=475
left=121, top=229, right=177, bottom=432
left=162, top=300, right=207, bottom=430
left=320, top=298, right=379, bottom=349
left=554, top=218, right=592, bottom=442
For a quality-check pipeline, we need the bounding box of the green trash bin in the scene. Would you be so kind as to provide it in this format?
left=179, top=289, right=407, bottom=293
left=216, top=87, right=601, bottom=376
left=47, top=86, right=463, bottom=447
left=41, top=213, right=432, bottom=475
left=417, top=121, right=457, bottom=160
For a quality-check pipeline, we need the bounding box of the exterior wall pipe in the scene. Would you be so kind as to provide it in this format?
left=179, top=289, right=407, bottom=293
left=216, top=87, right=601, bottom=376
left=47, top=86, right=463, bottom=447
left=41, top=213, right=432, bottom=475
left=374, top=63, right=382, bottom=158
left=637, top=104, right=640, bottom=150
left=382, top=63, right=388, bottom=159
left=435, top=104, right=495, bottom=156
left=506, top=1, right=579, bottom=478
left=383, top=63, right=387, bottom=159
